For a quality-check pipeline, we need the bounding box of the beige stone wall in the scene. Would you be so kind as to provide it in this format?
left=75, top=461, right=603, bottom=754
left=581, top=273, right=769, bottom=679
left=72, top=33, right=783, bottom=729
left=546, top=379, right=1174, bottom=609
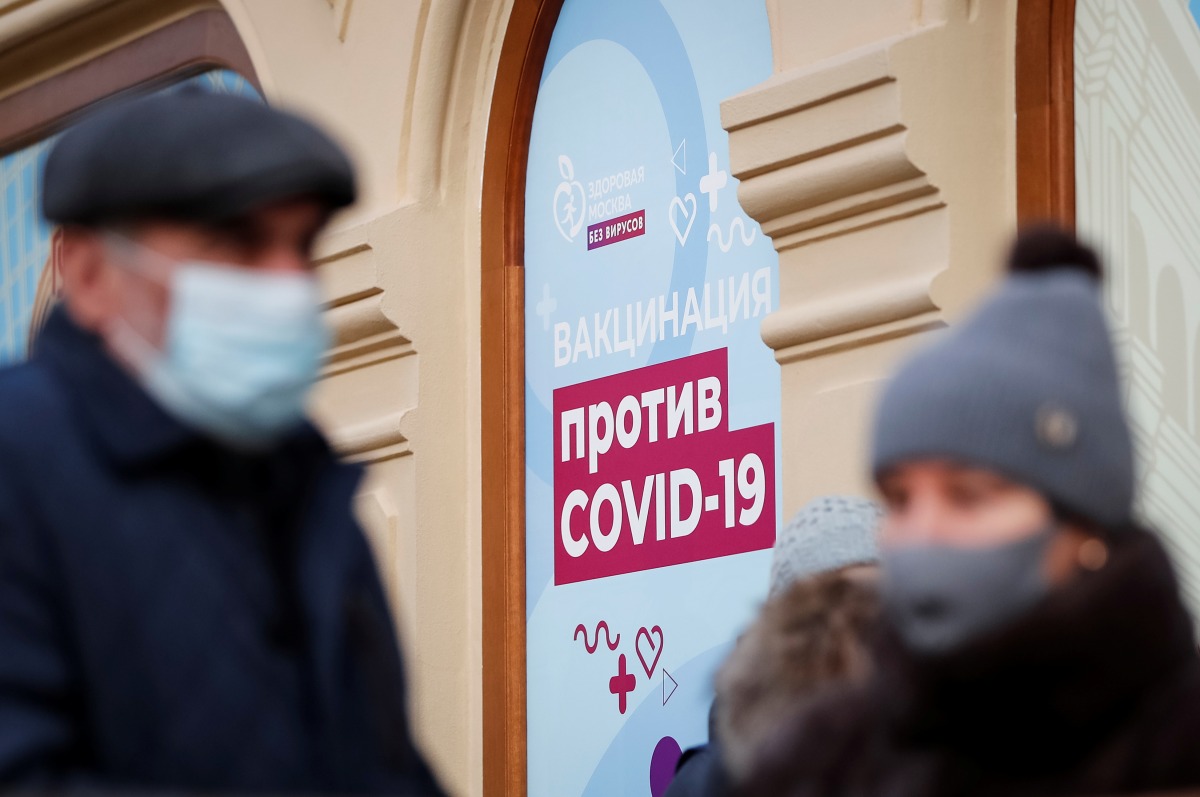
left=731, top=0, right=1018, bottom=521
left=0, top=1, right=512, bottom=794
left=220, top=4, right=509, bottom=794
left=0, top=1, right=1024, bottom=795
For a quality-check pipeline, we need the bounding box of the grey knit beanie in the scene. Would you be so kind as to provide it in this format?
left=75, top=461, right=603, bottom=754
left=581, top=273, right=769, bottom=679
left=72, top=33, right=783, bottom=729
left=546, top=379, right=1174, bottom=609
left=768, top=495, right=882, bottom=596
left=871, top=228, right=1134, bottom=530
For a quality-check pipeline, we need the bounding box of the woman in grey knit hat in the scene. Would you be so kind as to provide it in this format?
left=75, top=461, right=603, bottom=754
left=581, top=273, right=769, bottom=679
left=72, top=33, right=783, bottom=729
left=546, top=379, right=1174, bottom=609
left=741, top=227, right=1200, bottom=797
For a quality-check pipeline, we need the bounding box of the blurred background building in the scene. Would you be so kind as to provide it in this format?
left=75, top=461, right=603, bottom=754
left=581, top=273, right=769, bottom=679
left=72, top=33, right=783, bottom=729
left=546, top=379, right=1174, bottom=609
left=0, top=1, right=1197, bottom=795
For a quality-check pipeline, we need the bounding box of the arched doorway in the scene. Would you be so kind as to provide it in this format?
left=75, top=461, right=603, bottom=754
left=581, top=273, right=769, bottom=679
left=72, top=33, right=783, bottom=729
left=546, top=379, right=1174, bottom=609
left=482, top=2, right=781, bottom=793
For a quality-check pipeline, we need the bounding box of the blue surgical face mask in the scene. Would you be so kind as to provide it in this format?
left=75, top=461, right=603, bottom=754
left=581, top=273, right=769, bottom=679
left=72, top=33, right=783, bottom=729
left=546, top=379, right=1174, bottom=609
left=107, top=236, right=329, bottom=450
left=881, top=523, right=1057, bottom=656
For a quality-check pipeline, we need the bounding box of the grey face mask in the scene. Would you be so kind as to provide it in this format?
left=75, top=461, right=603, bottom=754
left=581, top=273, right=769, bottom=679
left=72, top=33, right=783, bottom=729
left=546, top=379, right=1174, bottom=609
left=881, top=524, right=1057, bottom=656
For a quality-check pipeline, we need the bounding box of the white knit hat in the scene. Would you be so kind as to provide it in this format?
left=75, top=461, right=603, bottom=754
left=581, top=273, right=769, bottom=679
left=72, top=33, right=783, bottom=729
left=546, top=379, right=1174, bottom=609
left=768, top=495, right=882, bottom=597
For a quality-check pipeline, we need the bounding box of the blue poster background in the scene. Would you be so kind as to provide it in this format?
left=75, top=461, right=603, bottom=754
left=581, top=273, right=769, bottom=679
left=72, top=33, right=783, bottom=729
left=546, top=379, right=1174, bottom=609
left=524, top=2, right=780, bottom=795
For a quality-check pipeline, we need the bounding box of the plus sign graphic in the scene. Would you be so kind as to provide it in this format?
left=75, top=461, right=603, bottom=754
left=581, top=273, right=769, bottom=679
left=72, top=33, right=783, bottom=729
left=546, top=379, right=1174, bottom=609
left=698, top=151, right=728, bottom=213
left=535, top=284, right=557, bottom=331
left=609, top=653, right=637, bottom=715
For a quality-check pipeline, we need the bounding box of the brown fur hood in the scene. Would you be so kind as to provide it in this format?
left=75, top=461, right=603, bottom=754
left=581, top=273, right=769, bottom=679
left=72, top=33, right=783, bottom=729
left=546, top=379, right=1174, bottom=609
left=713, top=569, right=879, bottom=782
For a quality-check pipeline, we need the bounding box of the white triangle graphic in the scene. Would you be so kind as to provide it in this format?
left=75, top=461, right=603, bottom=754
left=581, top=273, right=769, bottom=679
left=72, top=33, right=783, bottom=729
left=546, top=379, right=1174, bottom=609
left=672, top=140, right=687, bottom=175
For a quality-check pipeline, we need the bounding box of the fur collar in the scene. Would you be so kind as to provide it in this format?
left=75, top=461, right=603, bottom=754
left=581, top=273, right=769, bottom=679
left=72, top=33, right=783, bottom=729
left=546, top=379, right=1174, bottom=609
left=716, top=570, right=879, bottom=780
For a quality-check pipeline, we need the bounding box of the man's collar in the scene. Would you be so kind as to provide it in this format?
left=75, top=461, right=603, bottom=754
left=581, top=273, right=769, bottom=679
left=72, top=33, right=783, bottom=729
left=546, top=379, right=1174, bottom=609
left=35, top=306, right=209, bottom=468
left=35, top=306, right=337, bottom=473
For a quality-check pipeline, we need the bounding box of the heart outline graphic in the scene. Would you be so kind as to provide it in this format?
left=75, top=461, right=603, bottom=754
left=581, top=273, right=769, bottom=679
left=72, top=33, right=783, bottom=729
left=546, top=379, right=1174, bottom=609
left=669, top=193, right=696, bottom=246
left=635, top=625, right=664, bottom=679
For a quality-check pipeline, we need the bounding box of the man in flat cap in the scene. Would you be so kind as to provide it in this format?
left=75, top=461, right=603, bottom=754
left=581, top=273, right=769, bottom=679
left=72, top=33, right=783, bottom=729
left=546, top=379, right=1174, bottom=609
left=0, top=88, right=444, bottom=794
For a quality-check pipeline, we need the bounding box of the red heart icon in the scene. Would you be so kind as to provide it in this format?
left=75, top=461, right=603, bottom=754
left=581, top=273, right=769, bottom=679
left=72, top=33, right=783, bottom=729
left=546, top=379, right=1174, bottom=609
left=636, top=625, right=664, bottom=679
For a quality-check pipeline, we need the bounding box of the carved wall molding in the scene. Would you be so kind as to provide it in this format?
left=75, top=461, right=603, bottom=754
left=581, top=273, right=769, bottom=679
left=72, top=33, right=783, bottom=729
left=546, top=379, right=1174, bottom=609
left=760, top=272, right=941, bottom=364
left=313, top=239, right=417, bottom=465
left=724, top=36, right=947, bottom=365
left=723, top=45, right=943, bottom=252
left=723, top=1, right=1012, bottom=516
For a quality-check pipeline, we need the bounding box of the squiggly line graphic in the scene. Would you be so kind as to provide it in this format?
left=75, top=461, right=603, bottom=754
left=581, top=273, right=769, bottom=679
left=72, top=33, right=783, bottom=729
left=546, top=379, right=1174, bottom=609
left=707, top=217, right=758, bottom=252
left=573, top=621, right=621, bottom=654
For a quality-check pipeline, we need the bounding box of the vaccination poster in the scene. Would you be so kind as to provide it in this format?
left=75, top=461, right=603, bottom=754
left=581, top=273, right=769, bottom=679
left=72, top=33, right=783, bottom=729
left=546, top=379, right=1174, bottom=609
left=523, top=1, right=781, bottom=794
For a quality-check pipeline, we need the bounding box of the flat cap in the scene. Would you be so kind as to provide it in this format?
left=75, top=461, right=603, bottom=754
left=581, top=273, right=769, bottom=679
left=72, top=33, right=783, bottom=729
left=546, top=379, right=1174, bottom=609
left=43, top=87, right=356, bottom=225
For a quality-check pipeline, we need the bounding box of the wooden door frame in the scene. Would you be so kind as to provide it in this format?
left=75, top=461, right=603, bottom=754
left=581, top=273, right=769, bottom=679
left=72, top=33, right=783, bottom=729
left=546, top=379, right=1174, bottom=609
left=480, top=0, right=564, bottom=794
left=1015, top=0, right=1076, bottom=227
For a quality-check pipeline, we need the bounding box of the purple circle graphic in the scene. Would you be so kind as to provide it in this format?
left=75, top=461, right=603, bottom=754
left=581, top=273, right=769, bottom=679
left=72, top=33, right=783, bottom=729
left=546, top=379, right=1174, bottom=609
left=649, top=735, right=683, bottom=797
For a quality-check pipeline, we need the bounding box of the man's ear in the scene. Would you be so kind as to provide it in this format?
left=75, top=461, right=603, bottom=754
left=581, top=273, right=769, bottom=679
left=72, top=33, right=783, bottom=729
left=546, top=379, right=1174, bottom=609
left=57, top=227, right=115, bottom=333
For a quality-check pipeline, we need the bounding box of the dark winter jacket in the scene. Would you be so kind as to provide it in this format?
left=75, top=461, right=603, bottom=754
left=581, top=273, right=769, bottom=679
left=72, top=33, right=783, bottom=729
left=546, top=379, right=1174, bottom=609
left=0, top=308, right=443, bottom=794
left=741, top=527, right=1200, bottom=797
left=663, top=706, right=732, bottom=797
left=664, top=742, right=732, bottom=797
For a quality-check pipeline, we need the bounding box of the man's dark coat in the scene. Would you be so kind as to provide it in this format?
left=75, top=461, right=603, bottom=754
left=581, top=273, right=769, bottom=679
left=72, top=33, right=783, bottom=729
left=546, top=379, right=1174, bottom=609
left=0, top=309, right=442, bottom=794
